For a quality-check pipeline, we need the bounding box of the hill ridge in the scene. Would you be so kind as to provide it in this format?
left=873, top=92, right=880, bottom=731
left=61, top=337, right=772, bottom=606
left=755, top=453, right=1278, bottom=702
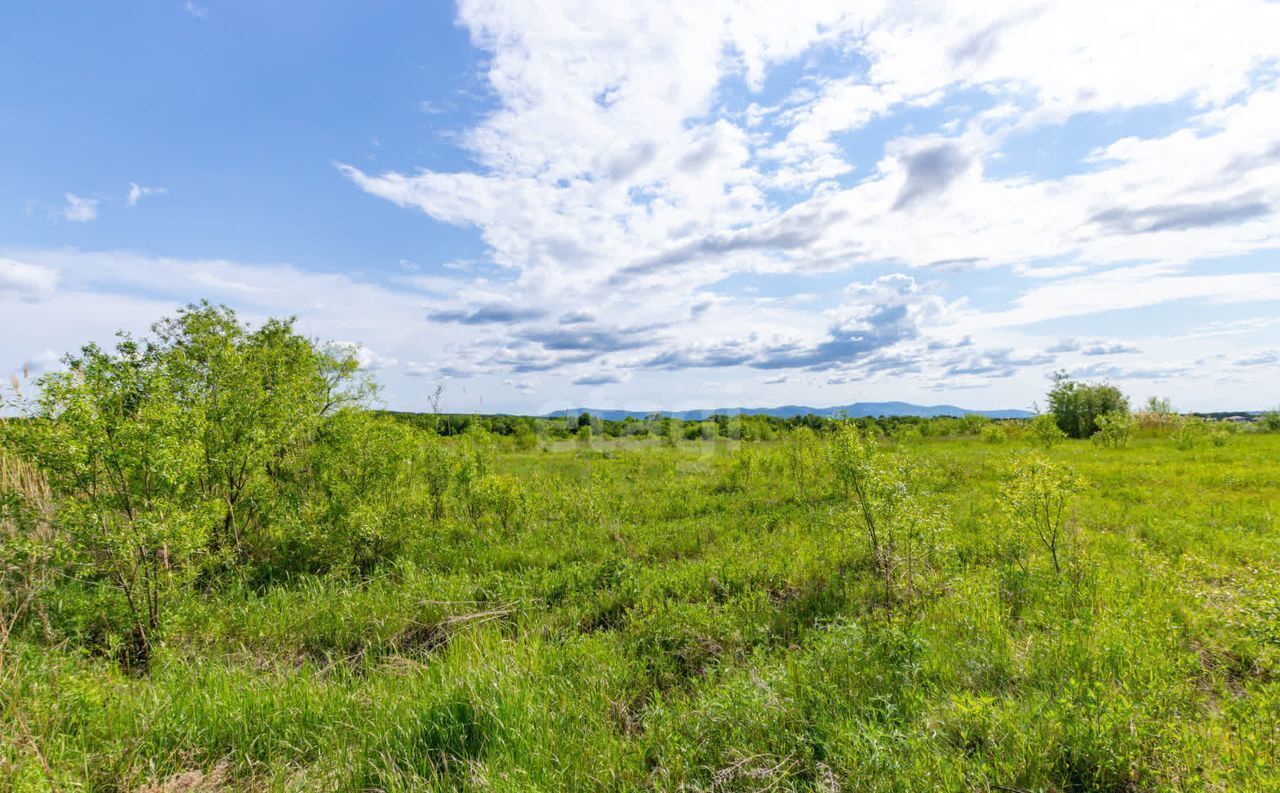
left=544, top=401, right=1034, bottom=421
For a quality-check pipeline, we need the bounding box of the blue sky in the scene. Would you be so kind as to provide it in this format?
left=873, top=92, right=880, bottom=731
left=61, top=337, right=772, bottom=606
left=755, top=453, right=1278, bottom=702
left=3, top=1, right=1279, bottom=413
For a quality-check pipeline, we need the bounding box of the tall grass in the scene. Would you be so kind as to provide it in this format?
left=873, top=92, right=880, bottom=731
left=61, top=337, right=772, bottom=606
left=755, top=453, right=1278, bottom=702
left=2, top=431, right=1279, bottom=790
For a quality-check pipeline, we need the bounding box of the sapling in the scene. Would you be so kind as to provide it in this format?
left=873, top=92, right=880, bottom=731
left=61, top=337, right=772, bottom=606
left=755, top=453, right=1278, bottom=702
left=829, top=422, right=941, bottom=616
left=1000, top=453, right=1085, bottom=574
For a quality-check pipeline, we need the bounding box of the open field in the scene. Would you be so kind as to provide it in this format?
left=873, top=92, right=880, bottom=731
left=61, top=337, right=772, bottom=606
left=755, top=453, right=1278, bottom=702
left=4, top=426, right=1279, bottom=791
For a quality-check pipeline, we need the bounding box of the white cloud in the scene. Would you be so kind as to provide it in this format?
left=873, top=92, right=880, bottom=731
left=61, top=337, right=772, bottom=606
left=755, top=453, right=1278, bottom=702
left=62, top=193, right=98, bottom=222
left=127, top=182, right=168, bottom=207
left=14, top=1, right=1280, bottom=412
left=184, top=1, right=207, bottom=19
left=343, top=1, right=1280, bottom=296
left=331, top=341, right=398, bottom=372
left=970, top=264, right=1280, bottom=329
left=0, top=258, right=58, bottom=302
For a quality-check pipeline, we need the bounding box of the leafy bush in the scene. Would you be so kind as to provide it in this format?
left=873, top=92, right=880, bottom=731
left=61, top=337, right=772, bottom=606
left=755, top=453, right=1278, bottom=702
left=297, top=411, right=434, bottom=575
left=472, top=473, right=529, bottom=534
left=1047, top=373, right=1129, bottom=439
left=1091, top=410, right=1132, bottom=448
left=1171, top=416, right=1208, bottom=450
left=1029, top=413, right=1067, bottom=449
left=1261, top=410, right=1280, bottom=433
left=2, top=304, right=367, bottom=662
left=980, top=424, right=1006, bottom=444
left=11, top=338, right=222, bottom=664
left=959, top=413, right=991, bottom=435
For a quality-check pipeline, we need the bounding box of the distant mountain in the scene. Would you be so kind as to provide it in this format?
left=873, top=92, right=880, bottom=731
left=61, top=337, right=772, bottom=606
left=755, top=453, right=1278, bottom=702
left=545, top=402, right=1035, bottom=421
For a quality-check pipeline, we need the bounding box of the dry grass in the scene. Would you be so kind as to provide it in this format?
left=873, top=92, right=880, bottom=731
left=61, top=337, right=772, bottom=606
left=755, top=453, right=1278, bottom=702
left=134, top=760, right=231, bottom=793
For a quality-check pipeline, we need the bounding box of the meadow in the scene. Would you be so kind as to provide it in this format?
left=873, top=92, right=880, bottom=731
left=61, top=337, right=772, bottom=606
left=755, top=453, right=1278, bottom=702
left=2, top=307, right=1279, bottom=791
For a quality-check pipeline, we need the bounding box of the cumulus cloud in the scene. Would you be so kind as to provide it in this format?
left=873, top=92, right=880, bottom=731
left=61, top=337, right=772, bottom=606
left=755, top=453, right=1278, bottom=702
left=646, top=274, right=949, bottom=373
left=340, top=1, right=1280, bottom=328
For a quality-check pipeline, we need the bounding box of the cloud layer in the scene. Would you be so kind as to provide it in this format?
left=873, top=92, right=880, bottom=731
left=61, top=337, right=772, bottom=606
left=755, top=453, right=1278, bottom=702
left=6, top=1, right=1280, bottom=412
left=328, top=1, right=1280, bottom=408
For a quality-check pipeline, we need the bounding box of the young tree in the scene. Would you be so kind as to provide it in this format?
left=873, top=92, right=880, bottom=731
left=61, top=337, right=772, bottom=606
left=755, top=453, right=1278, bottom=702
left=829, top=422, right=941, bottom=616
left=1000, top=454, right=1085, bottom=574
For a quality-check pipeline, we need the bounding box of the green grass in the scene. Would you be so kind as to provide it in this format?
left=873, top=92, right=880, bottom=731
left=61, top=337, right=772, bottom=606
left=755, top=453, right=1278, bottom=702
left=4, top=433, right=1280, bottom=791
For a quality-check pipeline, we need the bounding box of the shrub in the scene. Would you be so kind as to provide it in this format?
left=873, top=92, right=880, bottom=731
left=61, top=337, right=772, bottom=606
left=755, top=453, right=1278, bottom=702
left=152, top=303, right=369, bottom=564
left=959, top=414, right=991, bottom=435
left=452, top=429, right=496, bottom=525
left=892, top=423, right=923, bottom=444
left=513, top=424, right=538, bottom=451
left=980, top=424, right=1006, bottom=444
left=1029, top=413, right=1067, bottom=449
left=1046, top=373, right=1129, bottom=439
left=1000, top=454, right=1085, bottom=574
left=299, top=411, right=433, bottom=575
left=1261, top=410, right=1280, bottom=433
left=785, top=427, right=821, bottom=502
left=13, top=338, right=218, bottom=665
left=1091, top=410, right=1132, bottom=448
left=472, top=473, right=529, bottom=534
left=1171, top=417, right=1207, bottom=450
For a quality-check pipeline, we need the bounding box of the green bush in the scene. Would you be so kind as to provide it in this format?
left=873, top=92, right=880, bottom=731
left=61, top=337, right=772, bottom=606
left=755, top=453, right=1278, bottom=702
left=1029, top=413, right=1067, bottom=449
left=1091, top=410, right=1133, bottom=448
left=1171, top=416, right=1207, bottom=450
left=1260, top=410, right=1280, bottom=433
left=297, top=411, right=434, bottom=575
left=1047, top=373, right=1129, bottom=439
left=2, top=304, right=367, bottom=662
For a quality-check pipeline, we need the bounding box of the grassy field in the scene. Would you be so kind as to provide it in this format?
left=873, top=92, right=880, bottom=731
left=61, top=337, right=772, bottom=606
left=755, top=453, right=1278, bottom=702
left=3, top=427, right=1280, bottom=791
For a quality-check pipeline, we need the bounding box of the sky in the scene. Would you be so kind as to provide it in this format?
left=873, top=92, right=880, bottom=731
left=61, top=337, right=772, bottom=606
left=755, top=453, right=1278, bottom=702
left=2, top=1, right=1280, bottom=415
